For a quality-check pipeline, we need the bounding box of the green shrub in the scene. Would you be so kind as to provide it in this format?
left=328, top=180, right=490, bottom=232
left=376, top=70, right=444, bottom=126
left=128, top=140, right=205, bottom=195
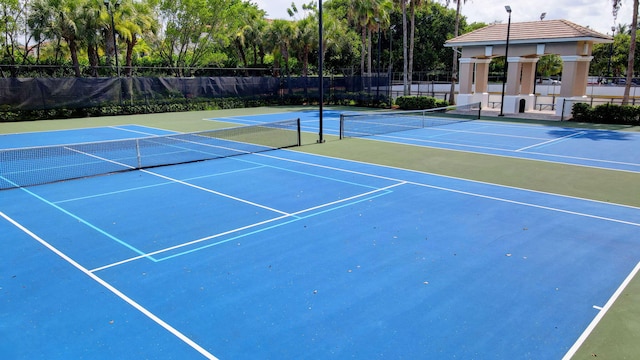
left=571, top=102, right=640, bottom=125
left=0, top=92, right=392, bottom=122
left=395, top=96, right=441, bottom=110
left=571, top=102, right=592, bottom=122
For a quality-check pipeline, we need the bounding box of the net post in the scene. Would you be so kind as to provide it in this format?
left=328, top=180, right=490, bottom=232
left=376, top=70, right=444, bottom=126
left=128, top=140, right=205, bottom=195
left=339, top=114, right=344, bottom=139
left=296, top=118, right=301, bottom=146
left=135, top=138, right=142, bottom=169
left=476, top=101, right=481, bottom=119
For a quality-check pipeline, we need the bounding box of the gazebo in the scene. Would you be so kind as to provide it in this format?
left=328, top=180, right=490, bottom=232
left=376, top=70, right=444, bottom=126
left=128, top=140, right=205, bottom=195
left=444, top=20, right=612, bottom=116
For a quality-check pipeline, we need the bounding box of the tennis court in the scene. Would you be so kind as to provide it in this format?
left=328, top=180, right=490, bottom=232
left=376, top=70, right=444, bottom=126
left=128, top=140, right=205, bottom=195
left=2, top=118, right=639, bottom=359
left=212, top=107, right=640, bottom=173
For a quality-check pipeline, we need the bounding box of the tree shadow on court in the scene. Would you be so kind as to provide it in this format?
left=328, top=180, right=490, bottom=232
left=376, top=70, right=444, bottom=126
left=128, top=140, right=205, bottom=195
left=548, top=129, right=634, bottom=141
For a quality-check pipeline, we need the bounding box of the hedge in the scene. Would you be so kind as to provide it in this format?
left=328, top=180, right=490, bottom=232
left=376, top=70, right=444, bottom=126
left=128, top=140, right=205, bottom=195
left=572, top=102, right=640, bottom=125
left=0, top=92, right=392, bottom=122
left=395, top=95, right=448, bottom=110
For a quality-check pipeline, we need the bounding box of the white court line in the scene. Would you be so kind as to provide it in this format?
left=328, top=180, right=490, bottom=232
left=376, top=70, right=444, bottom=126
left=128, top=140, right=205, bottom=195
left=0, top=211, right=219, bottom=360
left=56, top=165, right=266, bottom=204
left=562, top=261, right=640, bottom=360
left=258, top=150, right=640, bottom=214
left=91, top=181, right=404, bottom=272
left=360, top=134, right=640, bottom=173
left=108, top=125, right=167, bottom=137
left=140, top=169, right=292, bottom=216
left=422, top=126, right=552, bottom=141
left=516, top=131, right=585, bottom=152
left=65, top=146, right=292, bottom=216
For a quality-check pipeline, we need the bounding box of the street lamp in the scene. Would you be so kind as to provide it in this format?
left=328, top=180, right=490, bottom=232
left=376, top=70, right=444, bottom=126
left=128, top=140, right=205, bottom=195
left=318, top=0, right=324, bottom=143
left=499, top=5, right=512, bottom=117
left=608, top=25, right=616, bottom=80
left=104, top=0, right=121, bottom=77
left=388, top=24, right=396, bottom=105
left=375, top=18, right=381, bottom=99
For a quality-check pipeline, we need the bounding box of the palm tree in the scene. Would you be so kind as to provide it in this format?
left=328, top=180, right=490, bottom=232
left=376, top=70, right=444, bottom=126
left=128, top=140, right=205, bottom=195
left=28, top=0, right=59, bottom=64
left=616, top=23, right=629, bottom=35
left=408, top=0, right=428, bottom=94
left=397, top=0, right=409, bottom=94
left=232, top=1, right=266, bottom=69
left=612, top=0, right=638, bottom=105
left=267, top=19, right=296, bottom=79
left=447, top=0, right=465, bottom=104
left=370, top=0, right=392, bottom=76
left=117, top=0, right=158, bottom=76
left=288, top=2, right=318, bottom=77
left=29, top=0, right=86, bottom=77
left=350, top=0, right=374, bottom=79
left=81, top=0, right=103, bottom=77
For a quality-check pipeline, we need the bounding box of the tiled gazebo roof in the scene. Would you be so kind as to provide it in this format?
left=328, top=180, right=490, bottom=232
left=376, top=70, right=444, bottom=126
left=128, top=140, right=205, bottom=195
left=445, top=19, right=612, bottom=47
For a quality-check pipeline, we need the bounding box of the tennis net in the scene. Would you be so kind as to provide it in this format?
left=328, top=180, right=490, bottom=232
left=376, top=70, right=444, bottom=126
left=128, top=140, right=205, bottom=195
left=0, top=119, right=301, bottom=190
left=339, top=102, right=481, bottom=139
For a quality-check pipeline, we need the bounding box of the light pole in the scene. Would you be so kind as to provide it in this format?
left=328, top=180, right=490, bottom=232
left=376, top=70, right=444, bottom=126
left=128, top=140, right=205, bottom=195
left=608, top=25, right=615, bottom=81
left=376, top=18, right=381, bottom=99
left=104, top=0, right=121, bottom=77
left=499, top=5, right=512, bottom=117
left=318, top=0, right=324, bottom=143
left=388, top=24, right=395, bottom=105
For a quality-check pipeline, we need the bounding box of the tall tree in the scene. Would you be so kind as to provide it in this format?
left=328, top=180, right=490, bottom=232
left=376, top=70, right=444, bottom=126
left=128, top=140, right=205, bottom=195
left=369, top=0, right=392, bottom=76
left=408, top=0, right=427, bottom=93
left=399, top=0, right=408, bottom=94
left=267, top=19, right=296, bottom=78
left=81, top=0, right=103, bottom=77
left=350, top=0, right=374, bottom=79
left=0, top=0, right=27, bottom=76
left=446, top=0, right=465, bottom=104
left=288, top=2, right=317, bottom=77
left=116, top=0, right=158, bottom=76
left=231, top=1, right=266, bottom=69
left=613, top=0, right=638, bottom=105
left=156, top=0, right=238, bottom=76
left=29, top=0, right=87, bottom=77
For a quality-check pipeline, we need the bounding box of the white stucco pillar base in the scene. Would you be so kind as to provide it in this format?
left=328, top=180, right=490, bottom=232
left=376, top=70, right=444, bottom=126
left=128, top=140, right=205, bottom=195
left=457, top=93, right=485, bottom=107
left=502, top=95, right=534, bottom=114
left=555, top=96, right=588, bottom=118
left=522, top=94, right=535, bottom=111
left=481, top=93, right=490, bottom=108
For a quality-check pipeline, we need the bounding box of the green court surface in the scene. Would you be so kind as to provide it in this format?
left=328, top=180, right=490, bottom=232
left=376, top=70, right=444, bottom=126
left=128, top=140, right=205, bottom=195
left=1, top=106, right=639, bottom=359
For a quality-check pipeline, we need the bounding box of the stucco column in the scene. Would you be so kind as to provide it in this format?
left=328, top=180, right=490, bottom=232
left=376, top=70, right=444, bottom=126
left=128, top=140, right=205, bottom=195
left=559, top=56, right=593, bottom=97
left=458, top=58, right=474, bottom=95
left=474, top=58, right=492, bottom=94
left=519, top=58, right=538, bottom=95
left=505, top=57, right=522, bottom=95
left=502, top=57, right=537, bottom=113
left=555, top=55, right=593, bottom=117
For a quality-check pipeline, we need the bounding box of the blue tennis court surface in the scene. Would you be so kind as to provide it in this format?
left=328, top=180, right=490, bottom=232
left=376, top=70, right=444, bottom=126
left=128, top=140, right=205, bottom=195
left=2, top=125, right=639, bottom=359
left=212, top=110, right=640, bottom=172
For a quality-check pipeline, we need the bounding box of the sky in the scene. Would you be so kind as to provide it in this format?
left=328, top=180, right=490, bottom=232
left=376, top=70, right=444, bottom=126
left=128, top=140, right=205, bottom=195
left=251, top=0, right=634, bottom=36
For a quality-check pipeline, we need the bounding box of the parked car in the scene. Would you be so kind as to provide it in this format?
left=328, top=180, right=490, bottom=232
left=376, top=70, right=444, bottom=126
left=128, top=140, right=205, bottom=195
left=540, top=78, right=561, bottom=85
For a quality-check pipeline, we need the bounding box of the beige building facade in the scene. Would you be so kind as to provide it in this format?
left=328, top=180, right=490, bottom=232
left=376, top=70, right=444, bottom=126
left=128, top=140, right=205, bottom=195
left=445, top=20, right=612, bottom=116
